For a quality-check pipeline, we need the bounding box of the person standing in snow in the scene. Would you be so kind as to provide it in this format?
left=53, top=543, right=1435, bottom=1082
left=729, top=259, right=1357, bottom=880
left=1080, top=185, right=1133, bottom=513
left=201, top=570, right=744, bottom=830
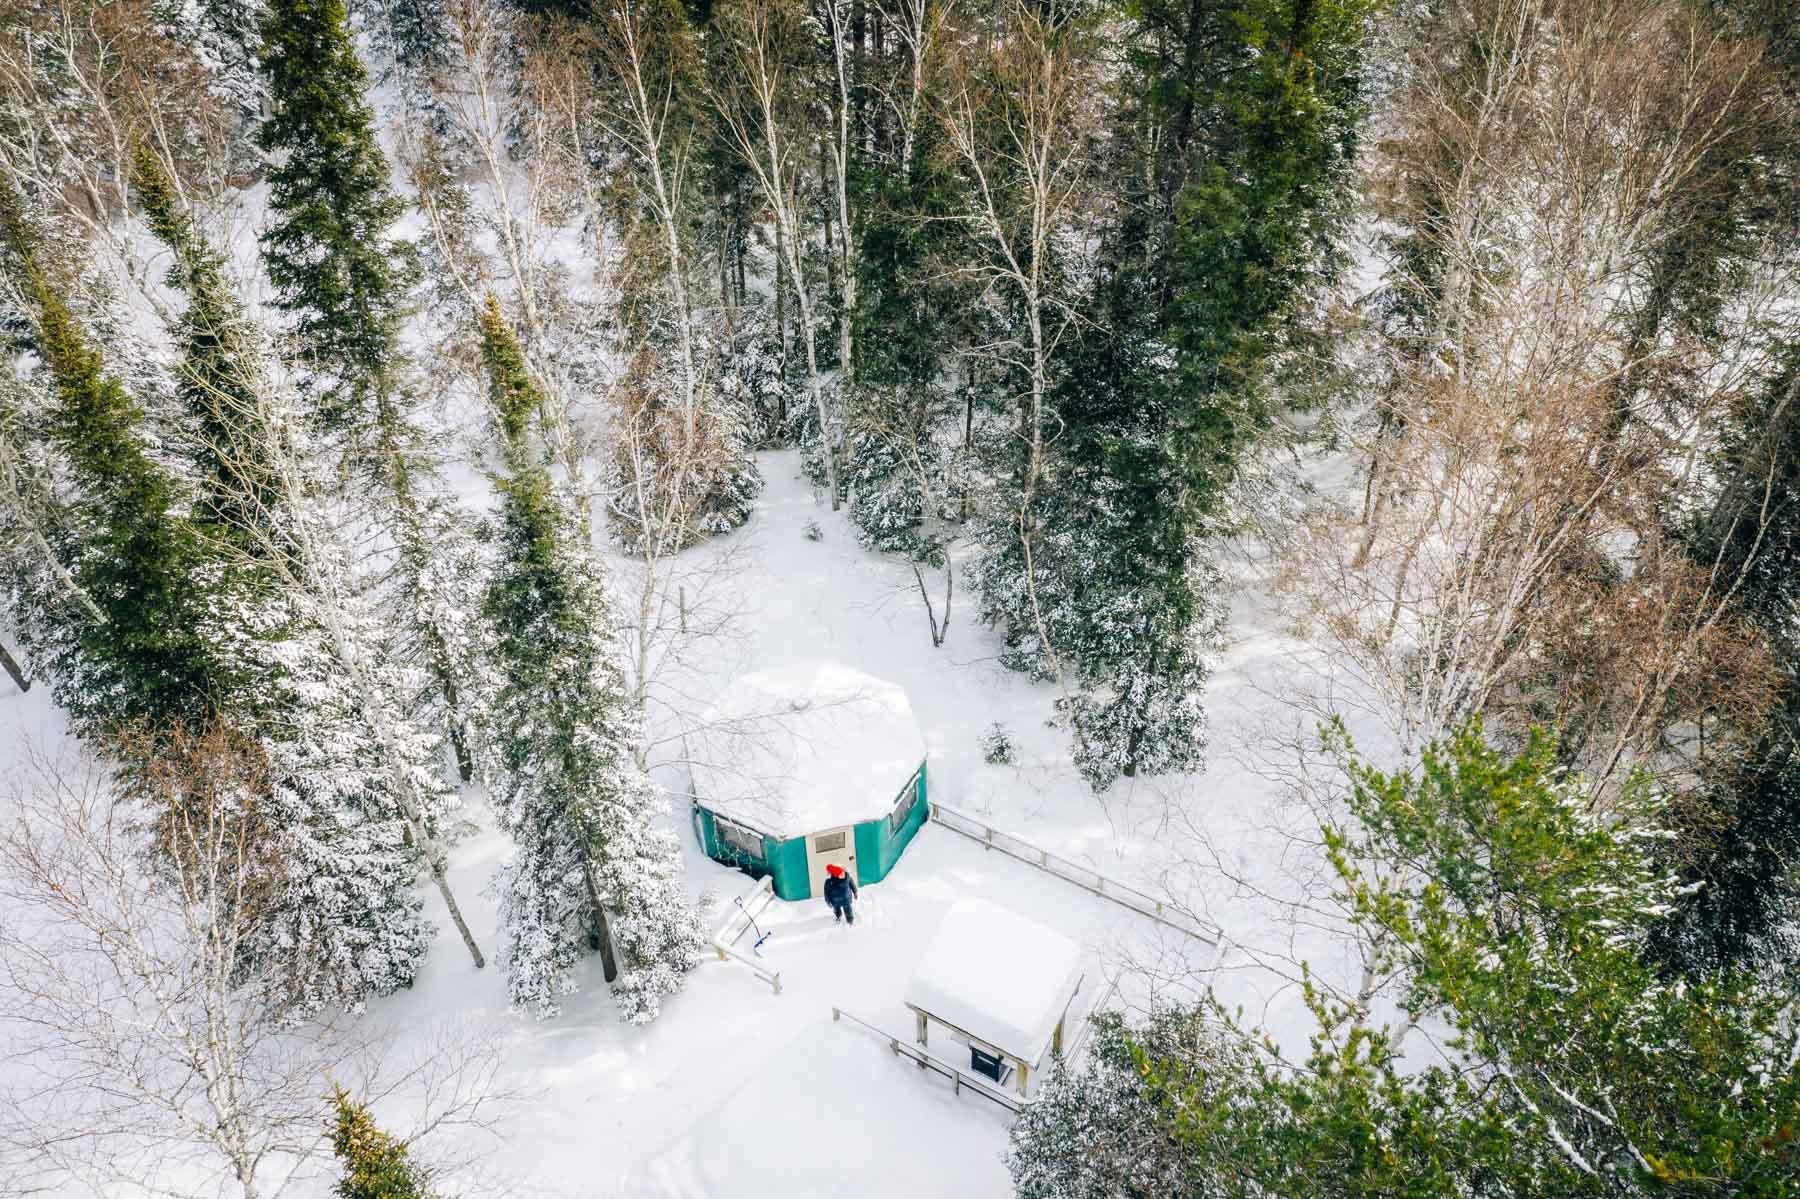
left=823, top=863, right=858, bottom=925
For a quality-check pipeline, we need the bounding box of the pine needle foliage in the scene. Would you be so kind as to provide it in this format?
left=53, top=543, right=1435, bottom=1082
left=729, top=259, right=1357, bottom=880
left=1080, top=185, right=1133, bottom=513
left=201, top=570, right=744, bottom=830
left=477, top=296, right=703, bottom=1021
left=257, top=0, right=411, bottom=431
left=329, top=1086, right=433, bottom=1199
left=0, top=180, right=220, bottom=729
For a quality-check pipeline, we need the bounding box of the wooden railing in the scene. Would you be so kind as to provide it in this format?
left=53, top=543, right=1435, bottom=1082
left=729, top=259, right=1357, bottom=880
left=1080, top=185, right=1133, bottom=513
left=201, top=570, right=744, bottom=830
left=831, top=1006, right=1022, bottom=1113
left=930, top=802, right=1224, bottom=949
left=710, top=875, right=782, bottom=994
left=1060, top=976, right=1121, bottom=1066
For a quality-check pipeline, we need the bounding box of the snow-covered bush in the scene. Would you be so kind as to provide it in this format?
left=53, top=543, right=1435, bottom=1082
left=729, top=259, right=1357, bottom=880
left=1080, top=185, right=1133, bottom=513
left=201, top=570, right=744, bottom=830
left=980, top=721, right=1014, bottom=765
left=802, top=518, right=823, bottom=542
left=1008, top=1010, right=1230, bottom=1198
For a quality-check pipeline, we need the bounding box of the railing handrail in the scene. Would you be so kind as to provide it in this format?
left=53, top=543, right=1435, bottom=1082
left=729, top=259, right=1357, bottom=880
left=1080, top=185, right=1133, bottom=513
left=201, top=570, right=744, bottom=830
left=832, top=1006, right=1022, bottom=1113
left=710, top=875, right=781, bottom=993
left=929, top=802, right=1223, bottom=947
left=1060, top=976, right=1122, bottom=1066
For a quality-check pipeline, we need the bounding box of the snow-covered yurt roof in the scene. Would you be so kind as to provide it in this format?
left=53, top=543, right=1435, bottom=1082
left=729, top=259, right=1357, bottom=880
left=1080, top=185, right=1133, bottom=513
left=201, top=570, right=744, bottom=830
left=687, top=661, right=928, bottom=839
left=904, top=898, right=1085, bottom=1065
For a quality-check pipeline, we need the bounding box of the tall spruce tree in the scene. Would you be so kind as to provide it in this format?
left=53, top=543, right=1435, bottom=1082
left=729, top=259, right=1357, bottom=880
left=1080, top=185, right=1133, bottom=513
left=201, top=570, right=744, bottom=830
left=0, top=182, right=222, bottom=730
left=478, top=296, right=703, bottom=1021
left=972, top=0, right=1377, bottom=788
left=256, top=0, right=488, bottom=780
left=132, top=148, right=479, bottom=992
left=131, top=146, right=286, bottom=547
left=257, top=0, right=411, bottom=433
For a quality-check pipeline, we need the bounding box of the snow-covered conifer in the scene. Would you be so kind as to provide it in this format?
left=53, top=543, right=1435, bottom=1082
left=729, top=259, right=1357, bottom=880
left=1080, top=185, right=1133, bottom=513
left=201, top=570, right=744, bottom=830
left=149, top=0, right=266, bottom=148
left=479, top=295, right=702, bottom=1021
left=0, top=180, right=222, bottom=731
left=134, top=156, right=491, bottom=992
left=257, top=0, right=412, bottom=434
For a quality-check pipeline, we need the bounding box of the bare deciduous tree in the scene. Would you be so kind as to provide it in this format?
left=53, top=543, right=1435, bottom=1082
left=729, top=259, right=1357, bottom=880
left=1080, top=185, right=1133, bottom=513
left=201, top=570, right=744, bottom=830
left=0, top=731, right=370, bottom=1198
left=708, top=0, right=845, bottom=506
left=936, top=0, right=1101, bottom=693
left=1300, top=0, right=1797, bottom=802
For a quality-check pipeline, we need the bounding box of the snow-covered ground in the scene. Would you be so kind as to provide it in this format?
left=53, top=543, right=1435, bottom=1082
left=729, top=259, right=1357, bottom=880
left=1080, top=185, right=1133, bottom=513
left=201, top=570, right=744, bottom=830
left=0, top=449, right=1378, bottom=1196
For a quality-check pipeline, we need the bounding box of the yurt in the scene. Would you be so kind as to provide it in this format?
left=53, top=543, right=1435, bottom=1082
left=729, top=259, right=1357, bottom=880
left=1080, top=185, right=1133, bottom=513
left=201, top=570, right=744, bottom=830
left=688, top=662, right=930, bottom=900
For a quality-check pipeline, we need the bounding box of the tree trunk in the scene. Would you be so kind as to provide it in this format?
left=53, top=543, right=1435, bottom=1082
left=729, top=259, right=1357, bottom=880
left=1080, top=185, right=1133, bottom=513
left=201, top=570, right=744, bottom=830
left=583, top=861, right=620, bottom=982
left=432, top=858, right=485, bottom=968
left=775, top=218, right=789, bottom=366
left=0, top=641, right=27, bottom=693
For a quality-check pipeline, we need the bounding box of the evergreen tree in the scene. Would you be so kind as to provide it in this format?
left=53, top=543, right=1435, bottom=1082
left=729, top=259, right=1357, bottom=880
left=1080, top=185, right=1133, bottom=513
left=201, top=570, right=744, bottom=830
left=967, top=0, right=1375, bottom=789
left=1014, top=724, right=1800, bottom=1195
left=479, top=296, right=703, bottom=1021
left=0, top=370, right=91, bottom=695
left=1008, top=1009, right=1234, bottom=1199
left=254, top=4, right=491, bottom=779
left=150, top=0, right=268, bottom=147
left=218, top=571, right=436, bottom=1013
left=133, top=154, right=457, bottom=1004
left=257, top=0, right=412, bottom=433
left=330, top=1085, right=435, bottom=1199
left=130, top=144, right=285, bottom=547
left=1655, top=346, right=1800, bottom=974
left=0, top=181, right=222, bottom=730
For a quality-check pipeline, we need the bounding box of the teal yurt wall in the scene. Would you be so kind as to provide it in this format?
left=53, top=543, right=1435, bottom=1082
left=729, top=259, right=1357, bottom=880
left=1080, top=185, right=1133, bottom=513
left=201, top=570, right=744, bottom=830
left=693, top=759, right=929, bottom=900
left=687, top=662, right=932, bottom=901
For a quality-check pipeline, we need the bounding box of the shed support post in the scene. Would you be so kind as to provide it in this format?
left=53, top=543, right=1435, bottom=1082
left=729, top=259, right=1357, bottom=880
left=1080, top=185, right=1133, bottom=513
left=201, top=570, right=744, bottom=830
left=1016, top=1060, right=1028, bottom=1095
left=916, top=1009, right=928, bottom=1046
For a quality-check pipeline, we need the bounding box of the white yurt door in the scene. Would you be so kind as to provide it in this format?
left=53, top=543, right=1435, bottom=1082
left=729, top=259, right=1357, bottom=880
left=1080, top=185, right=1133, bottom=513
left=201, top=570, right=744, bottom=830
left=806, top=826, right=857, bottom=895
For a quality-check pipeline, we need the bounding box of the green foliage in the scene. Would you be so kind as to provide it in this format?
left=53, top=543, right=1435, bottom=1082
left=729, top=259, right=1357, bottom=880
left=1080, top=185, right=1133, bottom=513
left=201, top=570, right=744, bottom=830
left=971, top=0, right=1377, bottom=789
left=1322, top=723, right=1799, bottom=1193
left=131, top=145, right=285, bottom=548
left=476, top=296, right=703, bottom=1019
left=1020, top=725, right=1800, bottom=1196
left=330, top=1086, right=433, bottom=1199
left=257, top=0, right=411, bottom=430
left=0, top=181, right=221, bottom=729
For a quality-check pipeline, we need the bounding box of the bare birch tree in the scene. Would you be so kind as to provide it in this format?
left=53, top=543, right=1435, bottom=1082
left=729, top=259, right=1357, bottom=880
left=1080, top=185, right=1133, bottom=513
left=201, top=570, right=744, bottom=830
left=1301, top=0, right=1797, bottom=801
left=936, top=0, right=1100, bottom=693
left=0, top=734, right=511, bottom=1198
left=708, top=0, right=844, bottom=506
left=0, top=732, right=373, bottom=1198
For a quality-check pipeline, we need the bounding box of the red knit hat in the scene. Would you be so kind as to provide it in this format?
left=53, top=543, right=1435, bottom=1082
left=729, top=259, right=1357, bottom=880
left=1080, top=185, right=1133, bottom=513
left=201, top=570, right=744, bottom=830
left=826, top=864, right=846, bottom=878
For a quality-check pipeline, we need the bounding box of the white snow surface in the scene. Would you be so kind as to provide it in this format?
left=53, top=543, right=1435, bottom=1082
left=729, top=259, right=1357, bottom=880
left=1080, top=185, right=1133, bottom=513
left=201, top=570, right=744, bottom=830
left=687, top=661, right=928, bottom=837
left=905, top=897, right=1085, bottom=1065
left=0, top=449, right=1403, bottom=1198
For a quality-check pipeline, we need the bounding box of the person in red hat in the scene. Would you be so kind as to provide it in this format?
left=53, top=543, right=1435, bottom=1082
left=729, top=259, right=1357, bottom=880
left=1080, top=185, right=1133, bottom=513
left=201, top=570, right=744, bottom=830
left=823, top=862, right=859, bottom=925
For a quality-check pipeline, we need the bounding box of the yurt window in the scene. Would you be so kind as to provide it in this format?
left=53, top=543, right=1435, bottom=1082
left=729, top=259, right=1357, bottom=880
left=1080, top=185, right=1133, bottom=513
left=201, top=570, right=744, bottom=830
left=717, top=817, right=764, bottom=862
left=887, top=776, right=920, bottom=835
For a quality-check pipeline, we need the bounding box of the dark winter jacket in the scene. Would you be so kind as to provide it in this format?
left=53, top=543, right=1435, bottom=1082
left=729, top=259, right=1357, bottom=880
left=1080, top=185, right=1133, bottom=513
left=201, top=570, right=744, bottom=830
left=823, top=872, right=858, bottom=907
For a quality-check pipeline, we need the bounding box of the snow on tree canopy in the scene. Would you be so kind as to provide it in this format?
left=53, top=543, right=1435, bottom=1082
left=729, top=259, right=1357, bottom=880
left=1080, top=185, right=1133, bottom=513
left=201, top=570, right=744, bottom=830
left=687, top=661, right=927, bottom=839
left=905, top=897, right=1085, bottom=1065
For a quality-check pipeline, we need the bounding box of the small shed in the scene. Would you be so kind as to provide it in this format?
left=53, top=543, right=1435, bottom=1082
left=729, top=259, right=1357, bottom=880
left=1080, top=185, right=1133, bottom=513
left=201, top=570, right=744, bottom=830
left=688, top=662, right=930, bottom=901
left=904, top=898, right=1085, bottom=1095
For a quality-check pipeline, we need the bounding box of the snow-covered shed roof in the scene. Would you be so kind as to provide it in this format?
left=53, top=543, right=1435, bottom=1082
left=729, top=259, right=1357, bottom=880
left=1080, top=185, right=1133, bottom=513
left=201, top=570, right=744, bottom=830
left=904, top=898, right=1085, bottom=1065
left=687, top=661, right=927, bottom=839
